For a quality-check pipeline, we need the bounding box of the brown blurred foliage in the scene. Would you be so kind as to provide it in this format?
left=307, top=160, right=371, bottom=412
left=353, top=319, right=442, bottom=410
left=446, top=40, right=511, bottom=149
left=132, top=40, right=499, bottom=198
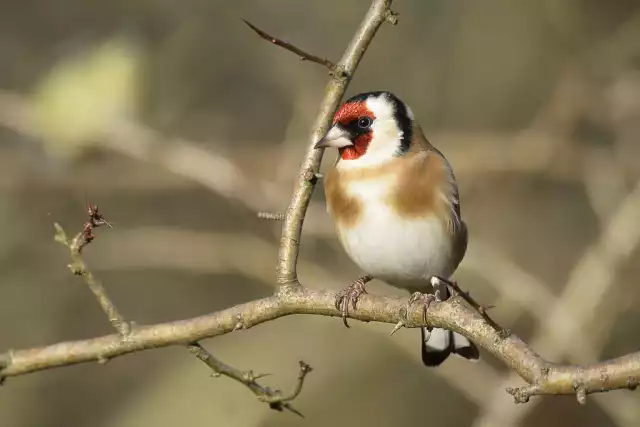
left=1, top=1, right=640, bottom=426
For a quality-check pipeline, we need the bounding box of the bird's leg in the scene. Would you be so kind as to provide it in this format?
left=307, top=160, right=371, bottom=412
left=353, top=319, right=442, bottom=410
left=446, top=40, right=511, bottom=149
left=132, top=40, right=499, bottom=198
left=406, top=280, right=444, bottom=325
left=334, top=275, right=373, bottom=328
left=434, top=276, right=508, bottom=336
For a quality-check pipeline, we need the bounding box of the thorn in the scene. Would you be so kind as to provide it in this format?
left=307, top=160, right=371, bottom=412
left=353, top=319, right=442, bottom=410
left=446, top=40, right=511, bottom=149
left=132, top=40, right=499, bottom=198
left=282, top=403, right=304, bottom=418
left=243, top=370, right=257, bottom=382
left=389, top=320, right=405, bottom=336
left=252, top=372, right=272, bottom=380
left=479, top=305, right=496, bottom=313
left=97, top=355, right=110, bottom=365
left=53, top=223, right=69, bottom=245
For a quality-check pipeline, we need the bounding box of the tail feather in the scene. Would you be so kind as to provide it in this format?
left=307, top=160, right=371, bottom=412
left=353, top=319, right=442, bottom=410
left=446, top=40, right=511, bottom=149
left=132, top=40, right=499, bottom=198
left=421, top=327, right=452, bottom=366
left=451, top=331, right=480, bottom=360
left=415, top=276, right=480, bottom=366
left=421, top=327, right=479, bottom=367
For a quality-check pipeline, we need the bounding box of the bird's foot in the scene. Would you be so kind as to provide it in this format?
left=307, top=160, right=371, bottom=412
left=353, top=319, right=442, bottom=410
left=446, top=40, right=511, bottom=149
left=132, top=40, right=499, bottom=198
left=407, top=288, right=442, bottom=324
left=429, top=275, right=455, bottom=294
left=334, top=275, right=373, bottom=328
left=433, top=276, right=507, bottom=336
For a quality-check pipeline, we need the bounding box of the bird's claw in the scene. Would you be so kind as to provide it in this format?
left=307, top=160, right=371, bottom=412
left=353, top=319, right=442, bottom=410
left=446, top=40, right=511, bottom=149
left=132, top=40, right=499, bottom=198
left=407, top=290, right=441, bottom=324
left=335, top=275, right=373, bottom=328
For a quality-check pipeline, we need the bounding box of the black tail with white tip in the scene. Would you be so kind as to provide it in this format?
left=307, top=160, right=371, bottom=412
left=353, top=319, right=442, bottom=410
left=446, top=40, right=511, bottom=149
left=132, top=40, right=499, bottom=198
left=421, top=326, right=479, bottom=367
left=420, top=277, right=480, bottom=366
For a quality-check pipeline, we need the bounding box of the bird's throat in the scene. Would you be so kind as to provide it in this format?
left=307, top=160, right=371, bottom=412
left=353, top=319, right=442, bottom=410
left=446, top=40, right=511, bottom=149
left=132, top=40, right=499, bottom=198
left=339, top=134, right=372, bottom=160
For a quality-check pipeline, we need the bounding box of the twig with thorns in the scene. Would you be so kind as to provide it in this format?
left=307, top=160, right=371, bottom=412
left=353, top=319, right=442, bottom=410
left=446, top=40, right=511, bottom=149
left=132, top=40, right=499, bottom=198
left=77, top=202, right=113, bottom=253
left=54, top=203, right=313, bottom=415
left=242, top=19, right=337, bottom=72
left=446, top=280, right=509, bottom=337
left=54, top=202, right=129, bottom=337
left=188, top=342, right=312, bottom=417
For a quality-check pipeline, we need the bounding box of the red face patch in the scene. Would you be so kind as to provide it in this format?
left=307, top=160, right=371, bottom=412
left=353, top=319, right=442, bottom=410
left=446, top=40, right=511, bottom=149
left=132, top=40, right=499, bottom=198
left=332, top=101, right=375, bottom=160
left=333, top=101, right=374, bottom=125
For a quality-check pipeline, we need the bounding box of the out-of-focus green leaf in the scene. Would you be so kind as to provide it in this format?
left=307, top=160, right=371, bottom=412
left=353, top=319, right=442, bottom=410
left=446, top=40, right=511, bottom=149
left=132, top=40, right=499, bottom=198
left=31, top=37, right=141, bottom=160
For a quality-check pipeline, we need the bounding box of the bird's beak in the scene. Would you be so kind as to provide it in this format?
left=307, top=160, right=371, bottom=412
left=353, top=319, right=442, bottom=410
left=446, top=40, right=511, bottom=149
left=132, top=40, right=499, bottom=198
left=314, top=125, right=354, bottom=149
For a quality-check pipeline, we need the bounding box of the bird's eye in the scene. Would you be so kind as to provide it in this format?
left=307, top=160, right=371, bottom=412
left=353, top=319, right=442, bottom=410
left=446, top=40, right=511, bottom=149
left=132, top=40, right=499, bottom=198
left=357, top=116, right=372, bottom=129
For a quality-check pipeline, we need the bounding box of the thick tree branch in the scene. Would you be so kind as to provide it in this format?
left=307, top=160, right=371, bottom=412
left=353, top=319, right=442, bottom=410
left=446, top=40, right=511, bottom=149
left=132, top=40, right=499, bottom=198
left=1, top=290, right=639, bottom=402
left=275, top=0, right=396, bottom=286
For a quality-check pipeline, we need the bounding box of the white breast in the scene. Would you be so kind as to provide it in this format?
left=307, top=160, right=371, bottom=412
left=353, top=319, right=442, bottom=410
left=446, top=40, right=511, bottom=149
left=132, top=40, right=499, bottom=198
left=334, top=178, right=455, bottom=289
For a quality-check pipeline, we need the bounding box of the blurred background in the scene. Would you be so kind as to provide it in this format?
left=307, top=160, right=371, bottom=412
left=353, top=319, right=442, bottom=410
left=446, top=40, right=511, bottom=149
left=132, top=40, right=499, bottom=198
left=1, top=0, right=640, bottom=426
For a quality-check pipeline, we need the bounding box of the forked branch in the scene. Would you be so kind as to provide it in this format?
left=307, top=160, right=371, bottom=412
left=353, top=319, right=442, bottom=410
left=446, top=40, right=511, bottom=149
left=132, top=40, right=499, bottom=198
left=273, top=0, right=397, bottom=286
left=188, top=343, right=312, bottom=417
left=2, top=288, right=639, bottom=403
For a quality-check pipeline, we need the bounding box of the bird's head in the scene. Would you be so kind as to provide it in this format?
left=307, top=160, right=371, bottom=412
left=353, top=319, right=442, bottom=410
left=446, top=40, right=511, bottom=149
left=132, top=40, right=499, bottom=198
left=314, top=91, right=414, bottom=168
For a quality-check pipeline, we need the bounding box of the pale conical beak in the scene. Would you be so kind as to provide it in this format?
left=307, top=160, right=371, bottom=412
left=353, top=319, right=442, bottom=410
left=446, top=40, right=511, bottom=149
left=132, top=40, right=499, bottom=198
left=314, top=125, right=354, bottom=149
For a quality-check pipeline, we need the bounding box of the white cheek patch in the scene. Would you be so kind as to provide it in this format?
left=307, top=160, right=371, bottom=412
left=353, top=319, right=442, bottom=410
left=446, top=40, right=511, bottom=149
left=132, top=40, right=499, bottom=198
left=365, top=95, right=394, bottom=119
left=336, top=93, right=405, bottom=170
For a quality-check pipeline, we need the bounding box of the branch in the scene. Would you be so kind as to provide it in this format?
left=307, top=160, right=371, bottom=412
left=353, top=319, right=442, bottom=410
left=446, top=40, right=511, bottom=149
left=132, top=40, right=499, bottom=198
left=187, top=342, right=312, bottom=417
left=273, top=0, right=396, bottom=286
left=472, top=166, right=640, bottom=425
left=0, top=1, right=398, bottom=412
left=53, top=204, right=130, bottom=337
left=1, top=290, right=639, bottom=402
left=242, top=20, right=336, bottom=71
left=447, top=280, right=505, bottom=336
left=55, top=204, right=313, bottom=414
left=2, top=0, right=637, bottom=415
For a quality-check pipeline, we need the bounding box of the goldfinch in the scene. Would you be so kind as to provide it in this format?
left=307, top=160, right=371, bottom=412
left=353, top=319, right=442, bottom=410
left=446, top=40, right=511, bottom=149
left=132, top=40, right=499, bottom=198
left=315, top=91, right=479, bottom=366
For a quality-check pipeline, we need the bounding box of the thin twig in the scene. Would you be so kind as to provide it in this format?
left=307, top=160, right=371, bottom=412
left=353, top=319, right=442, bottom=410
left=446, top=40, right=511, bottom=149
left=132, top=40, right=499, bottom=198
left=54, top=210, right=130, bottom=337
left=187, top=342, right=312, bottom=417
left=274, top=0, right=396, bottom=287
left=242, top=20, right=336, bottom=72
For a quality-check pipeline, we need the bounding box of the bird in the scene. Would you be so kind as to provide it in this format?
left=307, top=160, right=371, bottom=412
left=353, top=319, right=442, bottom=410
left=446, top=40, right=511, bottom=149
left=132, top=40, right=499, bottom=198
left=314, top=91, right=479, bottom=366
